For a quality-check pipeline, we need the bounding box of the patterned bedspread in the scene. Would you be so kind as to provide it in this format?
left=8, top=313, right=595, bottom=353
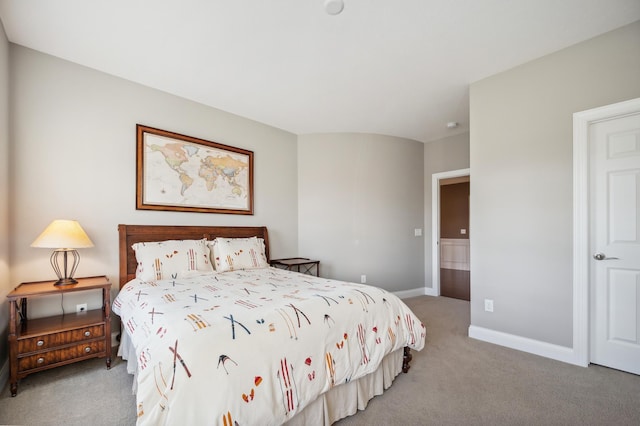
left=113, top=267, right=425, bottom=425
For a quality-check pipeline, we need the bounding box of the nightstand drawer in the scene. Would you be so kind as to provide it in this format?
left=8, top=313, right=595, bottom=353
left=18, top=340, right=106, bottom=371
left=18, top=324, right=105, bottom=353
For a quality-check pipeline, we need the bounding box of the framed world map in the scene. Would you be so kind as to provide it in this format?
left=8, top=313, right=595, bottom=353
left=136, top=125, right=254, bottom=215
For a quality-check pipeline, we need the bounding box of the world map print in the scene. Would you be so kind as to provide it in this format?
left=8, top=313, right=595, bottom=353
left=143, top=133, right=250, bottom=210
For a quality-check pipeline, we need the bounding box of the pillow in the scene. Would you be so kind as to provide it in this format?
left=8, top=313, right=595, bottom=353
left=132, top=238, right=213, bottom=281
left=209, top=237, right=268, bottom=272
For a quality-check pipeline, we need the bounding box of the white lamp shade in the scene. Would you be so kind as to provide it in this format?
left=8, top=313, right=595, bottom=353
left=31, top=220, right=94, bottom=249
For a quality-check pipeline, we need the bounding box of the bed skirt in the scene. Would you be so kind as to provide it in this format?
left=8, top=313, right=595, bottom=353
left=118, top=335, right=403, bottom=425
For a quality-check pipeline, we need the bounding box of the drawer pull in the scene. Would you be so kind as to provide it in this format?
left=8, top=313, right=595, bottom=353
left=84, top=331, right=91, bottom=337
left=84, top=346, right=92, bottom=353
left=37, top=340, right=45, bottom=347
left=37, top=357, right=45, bottom=364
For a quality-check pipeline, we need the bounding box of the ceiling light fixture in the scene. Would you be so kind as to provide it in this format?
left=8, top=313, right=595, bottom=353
left=324, top=0, right=344, bottom=15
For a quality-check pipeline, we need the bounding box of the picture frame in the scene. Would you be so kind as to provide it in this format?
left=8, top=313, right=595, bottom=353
left=136, top=124, right=254, bottom=215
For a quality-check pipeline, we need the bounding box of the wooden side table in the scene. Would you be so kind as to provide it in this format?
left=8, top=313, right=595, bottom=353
left=270, top=258, right=320, bottom=276
left=6, top=275, right=112, bottom=396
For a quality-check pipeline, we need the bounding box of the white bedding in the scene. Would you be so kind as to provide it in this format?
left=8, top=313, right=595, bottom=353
left=113, top=267, right=425, bottom=425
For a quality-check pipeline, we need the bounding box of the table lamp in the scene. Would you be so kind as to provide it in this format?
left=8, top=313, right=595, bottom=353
left=31, top=219, right=94, bottom=286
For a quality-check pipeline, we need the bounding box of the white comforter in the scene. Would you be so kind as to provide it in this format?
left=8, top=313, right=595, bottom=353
left=113, top=267, right=425, bottom=425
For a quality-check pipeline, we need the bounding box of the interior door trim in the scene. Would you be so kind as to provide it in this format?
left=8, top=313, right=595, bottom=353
left=573, top=96, right=640, bottom=368
left=430, top=168, right=470, bottom=296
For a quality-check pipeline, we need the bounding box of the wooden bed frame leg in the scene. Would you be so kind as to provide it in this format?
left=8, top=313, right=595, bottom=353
left=402, top=346, right=413, bottom=373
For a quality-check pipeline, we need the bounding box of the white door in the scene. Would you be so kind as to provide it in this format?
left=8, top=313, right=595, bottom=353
left=590, top=111, right=640, bottom=375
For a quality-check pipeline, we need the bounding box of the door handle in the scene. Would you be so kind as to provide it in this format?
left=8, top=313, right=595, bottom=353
left=593, top=253, right=619, bottom=261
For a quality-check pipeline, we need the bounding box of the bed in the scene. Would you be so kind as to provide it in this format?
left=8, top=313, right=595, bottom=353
left=114, top=224, right=425, bottom=425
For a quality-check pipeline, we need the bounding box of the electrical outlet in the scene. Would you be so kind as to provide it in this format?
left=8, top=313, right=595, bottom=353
left=361, top=275, right=367, bottom=284
left=76, top=303, right=87, bottom=313
left=484, top=299, right=494, bottom=312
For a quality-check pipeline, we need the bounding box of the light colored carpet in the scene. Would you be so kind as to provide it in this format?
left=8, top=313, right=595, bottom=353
left=337, top=296, right=640, bottom=426
left=1, top=296, right=639, bottom=425
left=0, top=349, right=135, bottom=426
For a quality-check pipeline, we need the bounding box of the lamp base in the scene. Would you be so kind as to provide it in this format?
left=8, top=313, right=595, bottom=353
left=54, top=277, right=78, bottom=286
left=50, top=249, right=80, bottom=287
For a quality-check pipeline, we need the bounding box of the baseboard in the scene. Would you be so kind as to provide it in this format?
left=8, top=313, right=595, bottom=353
left=468, top=325, right=584, bottom=367
left=393, top=287, right=427, bottom=299
left=0, top=357, right=8, bottom=393
left=423, top=286, right=438, bottom=296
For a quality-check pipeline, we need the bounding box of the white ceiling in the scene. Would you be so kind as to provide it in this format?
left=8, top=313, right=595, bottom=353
left=1, top=1, right=639, bottom=143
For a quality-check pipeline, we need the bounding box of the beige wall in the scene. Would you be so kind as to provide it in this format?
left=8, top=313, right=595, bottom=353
left=8, top=45, right=299, bottom=318
left=470, top=21, right=640, bottom=347
left=0, top=19, right=9, bottom=378
left=298, top=133, right=425, bottom=292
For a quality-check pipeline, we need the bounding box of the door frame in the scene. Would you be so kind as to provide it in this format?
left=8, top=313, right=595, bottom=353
left=431, top=168, right=470, bottom=296
left=572, top=96, right=640, bottom=367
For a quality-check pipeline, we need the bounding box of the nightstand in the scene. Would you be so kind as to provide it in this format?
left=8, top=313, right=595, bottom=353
left=270, top=258, right=320, bottom=276
left=6, top=275, right=112, bottom=396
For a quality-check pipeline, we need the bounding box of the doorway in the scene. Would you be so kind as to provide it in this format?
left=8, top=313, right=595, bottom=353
left=573, top=97, right=640, bottom=374
left=431, top=168, right=470, bottom=298
left=439, top=178, right=470, bottom=300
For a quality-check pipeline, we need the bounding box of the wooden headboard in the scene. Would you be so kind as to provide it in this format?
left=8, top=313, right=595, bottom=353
left=118, top=224, right=270, bottom=289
